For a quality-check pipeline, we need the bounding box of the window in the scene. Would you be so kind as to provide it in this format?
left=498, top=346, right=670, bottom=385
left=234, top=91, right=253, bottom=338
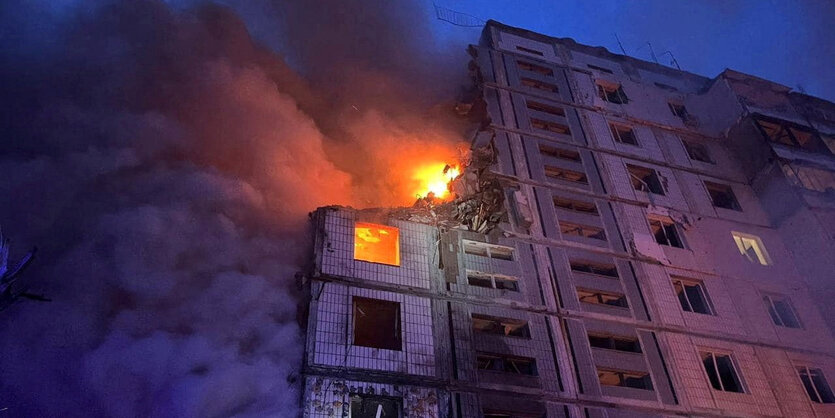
left=668, top=102, right=689, bottom=119
left=539, top=145, right=581, bottom=162
left=700, top=351, right=744, bottom=393
left=754, top=115, right=829, bottom=154
left=477, top=353, right=537, bottom=376
left=467, top=270, right=519, bottom=291
left=350, top=394, right=402, bottom=418
left=354, top=222, right=400, bottom=266
left=588, top=334, right=642, bottom=353
left=705, top=181, right=741, bottom=211
left=596, top=82, right=628, bottom=104
left=515, top=45, right=543, bottom=56
left=554, top=197, right=598, bottom=215
left=654, top=82, right=678, bottom=92
left=527, top=100, right=565, bottom=117
left=559, top=221, right=606, bottom=241
left=472, top=314, right=531, bottom=338
left=544, top=166, right=588, bottom=184
left=483, top=411, right=542, bottom=418
left=731, top=232, right=771, bottom=265
left=597, top=369, right=653, bottom=390
left=587, top=64, right=613, bottom=74
left=577, top=288, right=628, bottom=308
left=609, top=123, right=639, bottom=146
left=531, top=118, right=571, bottom=135
left=683, top=140, right=713, bottom=163
left=570, top=260, right=618, bottom=278
left=518, top=61, right=553, bottom=76
left=627, top=164, right=665, bottom=195
left=672, top=277, right=713, bottom=315
left=463, top=240, right=514, bottom=261
left=797, top=366, right=835, bottom=403
left=649, top=218, right=684, bottom=248
left=780, top=163, right=835, bottom=193
left=353, top=297, right=401, bottom=351
left=521, top=77, right=558, bottom=93
left=762, top=294, right=801, bottom=328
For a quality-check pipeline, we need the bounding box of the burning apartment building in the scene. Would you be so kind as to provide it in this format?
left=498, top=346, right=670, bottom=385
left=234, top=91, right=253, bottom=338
left=298, top=20, right=835, bottom=418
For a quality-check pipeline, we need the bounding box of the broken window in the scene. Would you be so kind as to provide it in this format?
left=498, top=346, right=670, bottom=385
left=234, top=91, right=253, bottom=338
left=587, top=64, right=614, bottom=74
left=521, top=77, right=558, bottom=93
left=530, top=118, right=571, bottom=135
left=668, top=102, right=689, bottom=119
left=683, top=140, right=713, bottom=163
left=354, top=222, right=400, bottom=266
left=352, top=297, right=401, bottom=351
left=544, top=166, right=588, bottom=184
left=701, top=351, right=745, bottom=393
left=596, top=82, right=628, bottom=104
left=649, top=218, right=684, bottom=248
left=559, top=221, right=606, bottom=241
left=705, top=181, right=741, bottom=211
left=762, top=294, right=801, bottom=328
left=517, top=61, right=554, bottom=77
left=477, top=353, right=537, bottom=376
left=609, top=123, right=639, bottom=146
left=672, top=277, right=713, bottom=315
left=570, top=260, right=619, bottom=278
left=577, top=288, right=628, bottom=308
left=515, top=45, right=544, bottom=56
left=467, top=270, right=519, bottom=292
left=731, top=231, right=771, bottom=265
left=539, top=145, right=581, bottom=162
left=780, top=163, right=835, bottom=193
left=526, top=100, right=565, bottom=117
left=462, top=240, right=514, bottom=261
left=350, top=394, right=402, bottom=418
left=588, top=333, right=642, bottom=353
left=797, top=366, right=835, bottom=404
left=472, top=314, right=531, bottom=338
left=597, top=368, right=653, bottom=390
left=754, top=115, right=830, bottom=154
left=554, top=197, right=598, bottom=215
left=627, top=164, right=665, bottom=195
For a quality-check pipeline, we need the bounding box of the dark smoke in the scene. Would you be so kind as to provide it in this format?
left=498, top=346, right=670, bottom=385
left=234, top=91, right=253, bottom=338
left=0, top=1, right=468, bottom=416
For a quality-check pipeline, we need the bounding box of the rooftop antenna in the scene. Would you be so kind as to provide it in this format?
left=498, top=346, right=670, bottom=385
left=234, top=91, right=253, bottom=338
left=434, top=3, right=485, bottom=27
left=613, top=33, right=628, bottom=56
left=659, top=51, right=681, bottom=71
left=636, top=42, right=659, bottom=64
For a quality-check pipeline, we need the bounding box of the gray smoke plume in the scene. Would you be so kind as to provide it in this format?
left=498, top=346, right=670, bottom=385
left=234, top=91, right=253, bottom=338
left=0, top=1, right=468, bottom=416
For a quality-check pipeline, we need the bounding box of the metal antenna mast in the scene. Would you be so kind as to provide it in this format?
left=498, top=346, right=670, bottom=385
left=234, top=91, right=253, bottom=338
left=659, top=51, right=681, bottom=70
left=614, top=33, right=628, bottom=56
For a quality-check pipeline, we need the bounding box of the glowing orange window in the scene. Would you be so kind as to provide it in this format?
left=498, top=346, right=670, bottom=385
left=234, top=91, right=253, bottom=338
left=354, top=222, right=400, bottom=266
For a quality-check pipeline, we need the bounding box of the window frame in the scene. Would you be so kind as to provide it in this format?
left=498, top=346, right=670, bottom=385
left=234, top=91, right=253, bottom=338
left=671, top=277, right=714, bottom=315
left=753, top=115, right=830, bottom=154
left=704, top=181, right=741, bottom=211
left=466, top=270, right=520, bottom=292
left=596, top=82, right=629, bottom=104
left=609, top=122, right=639, bottom=146
left=521, top=77, right=558, bottom=93
left=531, top=118, right=571, bottom=135
left=762, top=294, right=802, bottom=329
left=577, top=288, right=629, bottom=308
left=559, top=221, right=607, bottom=241
left=544, top=166, right=588, bottom=184
left=569, top=260, right=619, bottom=279
left=476, top=352, right=538, bottom=376
left=699, top=350, right=746, bottom=393
left=517, top=60, right=554, bottom=77
left=682, top=140, right=714, bottom=164
left=596, top=368, right=653, bottom=390
left=526, top=100, right=566, bottom=117
left=354, top=222, right=401, bottom=266
left=554, top=196, right=599, bottom=215
left=731, top=231, right=772, bottom=265
left=588, top=333, right=642, bottom=353
left=668, top=102, right=689, bottom=119
left=462, top=240, right=515, bottom=261
left=472, top=313, right=532, bottom=339
left=350, top=394, right=403, bottom=418
left=796, top=365, right=835, bottom=404
left=627, top=164, right=665, bottom=195
left=539, top=144, right=582, bottom=162
left=352, top=296, right=402, bottom=351
left=648, top=217, right=685, bottom=248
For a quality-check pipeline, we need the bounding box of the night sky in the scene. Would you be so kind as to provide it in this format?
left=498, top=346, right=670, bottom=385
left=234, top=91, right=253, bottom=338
left=0, top=1, right=832, bottom=417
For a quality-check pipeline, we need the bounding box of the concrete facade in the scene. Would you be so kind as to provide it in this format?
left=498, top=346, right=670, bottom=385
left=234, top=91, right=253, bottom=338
left=299, top=21, right=835, bottom=418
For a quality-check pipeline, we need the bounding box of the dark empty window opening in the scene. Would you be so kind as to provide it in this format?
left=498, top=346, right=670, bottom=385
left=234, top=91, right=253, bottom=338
left=797, top=366, right=835, bottom=404
left=570, top=260, right=619, bottom=278
left=516, top=45, right=544, bottom=56
left=754, top=115, right=829, bottom=154
left=545, top=166, right=588, bottom=184
left=588, top=334, right=642, bottom=353
left=610, top=123, right=639, bottom=146
left=477, top=353, right=537, bottom=376
left=683, top=140, right=713, bottom=163
left=353, top=297, right=401, bottom=351
left=463, top=240, right=514, bottom=261
left=577, top=288, right=628, bottom=308
left=521, top=77, right=558, bottom=93
left=649, top=218, right=684, bottom=248
left=467, top=270, right=519, bottom=292
left=763, top=294, right=801, bottom=328
left=654, top=82, right=678, bottom=92
left=517, top=61, right=554, bottom=77
left=559, top=221, right=607, bottom=241
left=704, top=181, right=741, bottom=211
left=527, top=100, right=566, bottom=117
left=587, top=64, right=614, bottom=74
left=597, top=83, right=628, bottom=104
left=668, top=102, right=689, bottom=119
left=597, top=368, right=653, bottom=390
left=627, top=164, right=665, bottom=195
left=539, top=145, right=581, bottom=162
left=554, top=197, right=598, bottom=215
left=672, top=277, right=713, bottom=315
left=701, top=351, right=744, bottom=393
left=531, top=118, right=571, bottom=135
left=350, top=394, right=402, bottom=418
left=472, top=314, right=531, bottom=338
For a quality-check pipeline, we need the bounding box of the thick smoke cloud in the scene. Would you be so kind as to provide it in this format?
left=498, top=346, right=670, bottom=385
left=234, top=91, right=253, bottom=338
left=0, top=1, right=467, bottom=416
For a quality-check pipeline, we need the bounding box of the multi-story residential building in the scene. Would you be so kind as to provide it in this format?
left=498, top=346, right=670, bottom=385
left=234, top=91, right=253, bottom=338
left=298, top=20, right=835, bottom=418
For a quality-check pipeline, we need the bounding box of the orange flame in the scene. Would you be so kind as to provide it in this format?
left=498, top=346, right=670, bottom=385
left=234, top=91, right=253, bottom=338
left=413, top=163, right=460, bottom=200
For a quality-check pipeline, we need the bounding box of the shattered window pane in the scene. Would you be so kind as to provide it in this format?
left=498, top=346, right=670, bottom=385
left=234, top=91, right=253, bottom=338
left=353, top=297, right=401, bottom=351
left=350, top=394, right=402, bottom=418
left=731, top=232, right=770, bottom=265
left=354, top=222, right=400, bottom=266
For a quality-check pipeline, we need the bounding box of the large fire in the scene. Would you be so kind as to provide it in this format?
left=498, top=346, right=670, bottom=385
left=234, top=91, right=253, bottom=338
left=413, top=163, right=460, bottom=200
